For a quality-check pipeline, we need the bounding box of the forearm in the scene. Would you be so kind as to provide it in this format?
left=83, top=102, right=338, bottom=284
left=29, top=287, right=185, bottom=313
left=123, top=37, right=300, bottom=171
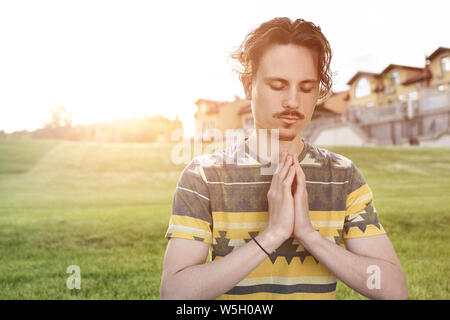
left=161, top=231, right=280, bottom=300
left=300, top=231, right=407, bottom=300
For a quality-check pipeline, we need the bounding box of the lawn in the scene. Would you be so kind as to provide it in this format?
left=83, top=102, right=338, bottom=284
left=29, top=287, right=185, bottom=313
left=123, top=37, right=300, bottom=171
left=0, top=139, right=449, bottom=299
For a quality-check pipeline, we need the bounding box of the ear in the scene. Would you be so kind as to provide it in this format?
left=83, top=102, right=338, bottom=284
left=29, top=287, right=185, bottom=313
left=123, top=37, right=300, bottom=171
left=241, top=75, right=252, bottom=100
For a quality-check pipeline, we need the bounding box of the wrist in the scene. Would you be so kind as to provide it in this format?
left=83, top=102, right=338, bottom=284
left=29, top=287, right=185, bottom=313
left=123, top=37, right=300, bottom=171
left=257, top=228, right=286, bottom=254
left=295, top=228, right=320, bottom=248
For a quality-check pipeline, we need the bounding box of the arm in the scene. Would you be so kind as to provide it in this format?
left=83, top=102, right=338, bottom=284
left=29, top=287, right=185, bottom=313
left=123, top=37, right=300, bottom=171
left=299, top=232, right=407, bottom=300
left=291, top=154, right=407, bottom=300
left=160, top=231, right=281, bottom=300
left=161, top=152, right=297, bottom=300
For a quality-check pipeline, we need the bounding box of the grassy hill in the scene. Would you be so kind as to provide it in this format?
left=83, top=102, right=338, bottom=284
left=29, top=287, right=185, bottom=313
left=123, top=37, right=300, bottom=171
left=0, top=139, right=449, bottom=299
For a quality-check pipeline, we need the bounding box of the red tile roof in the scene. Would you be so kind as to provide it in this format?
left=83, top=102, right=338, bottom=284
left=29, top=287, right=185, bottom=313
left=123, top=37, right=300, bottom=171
left=402, top=65, right=432, bottom=85
left=427, top=47, right=450, bottom=61
left=316, top=90, right=350, bottom=115
left=380, top=64, right=424, bottom=75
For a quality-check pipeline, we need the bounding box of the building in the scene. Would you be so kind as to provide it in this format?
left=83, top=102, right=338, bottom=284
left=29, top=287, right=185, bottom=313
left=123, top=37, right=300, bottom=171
left=427, top=47, right=450, bottom=92
left=194, top=97, right=253, bottom=141
left=346, top=47, right=450, bottom=110
left=346, top=65, right=433, bottom=108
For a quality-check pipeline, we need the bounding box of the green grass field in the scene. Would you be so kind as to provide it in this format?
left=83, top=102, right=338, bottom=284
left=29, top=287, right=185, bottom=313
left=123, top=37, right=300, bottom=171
left=0, top=139, right=449, bottom=299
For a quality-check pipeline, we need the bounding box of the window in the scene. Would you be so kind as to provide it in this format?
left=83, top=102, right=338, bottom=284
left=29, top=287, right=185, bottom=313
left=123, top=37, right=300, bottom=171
left=391, top=71, right=400, bottom=86
left=441, top=55, right=450, bottom=73
left=355, top=78, right=371, bottom=98
left=408, top=91, right=418, bottom=101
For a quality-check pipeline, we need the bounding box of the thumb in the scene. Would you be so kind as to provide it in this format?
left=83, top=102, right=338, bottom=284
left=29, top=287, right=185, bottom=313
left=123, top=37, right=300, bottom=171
left=294, top=164, right=306, bottom=196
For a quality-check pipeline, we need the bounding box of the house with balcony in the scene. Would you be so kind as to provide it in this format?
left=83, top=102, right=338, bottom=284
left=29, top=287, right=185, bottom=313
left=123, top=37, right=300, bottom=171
left=194, top=97, right=253, bottom=141
left=345, top=47, right=450, bottom=146
left=427, top=47, right=450, bottom=92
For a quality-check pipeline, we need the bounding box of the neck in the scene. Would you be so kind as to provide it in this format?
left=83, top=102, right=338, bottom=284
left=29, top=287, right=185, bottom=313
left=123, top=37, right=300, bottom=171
left=247, top=129, right=304, bottom=163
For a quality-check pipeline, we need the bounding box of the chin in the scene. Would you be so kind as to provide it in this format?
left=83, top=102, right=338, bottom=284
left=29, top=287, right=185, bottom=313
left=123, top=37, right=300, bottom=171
left=278, top=132, right=297, bottom=141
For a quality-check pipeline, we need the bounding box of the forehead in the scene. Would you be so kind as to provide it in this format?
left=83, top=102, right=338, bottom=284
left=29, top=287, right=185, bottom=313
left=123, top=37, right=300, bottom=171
left=256, top=44, right=319, bottom=81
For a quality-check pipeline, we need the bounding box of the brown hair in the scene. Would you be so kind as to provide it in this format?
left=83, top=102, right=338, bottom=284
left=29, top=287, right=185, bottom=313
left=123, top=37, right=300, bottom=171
left=230, top=17, right=333, bottom=99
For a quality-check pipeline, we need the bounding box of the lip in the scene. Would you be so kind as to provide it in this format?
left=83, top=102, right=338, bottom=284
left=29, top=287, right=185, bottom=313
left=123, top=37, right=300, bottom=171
left=277, top=116, right=300, bottom=124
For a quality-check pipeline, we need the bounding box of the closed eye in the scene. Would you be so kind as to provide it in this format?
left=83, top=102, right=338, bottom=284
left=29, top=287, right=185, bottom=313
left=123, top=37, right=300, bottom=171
left=270, top=84, right=284, bottom=91
left=300, top=84, right=316, bottom=93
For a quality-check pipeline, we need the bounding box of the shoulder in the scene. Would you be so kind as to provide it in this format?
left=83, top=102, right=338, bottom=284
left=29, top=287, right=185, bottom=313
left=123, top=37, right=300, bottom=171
left=304, top=142, right=354, bottom=170
left=304, top=142, right=370, bottom=193
left=188, top=140, right=256, bottom=170
left=181, top=140, right=250, bottom=182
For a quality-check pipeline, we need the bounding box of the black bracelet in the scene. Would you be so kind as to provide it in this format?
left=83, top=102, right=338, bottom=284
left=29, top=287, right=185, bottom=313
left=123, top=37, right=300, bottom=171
left=250, top=234, right=271, bottom=257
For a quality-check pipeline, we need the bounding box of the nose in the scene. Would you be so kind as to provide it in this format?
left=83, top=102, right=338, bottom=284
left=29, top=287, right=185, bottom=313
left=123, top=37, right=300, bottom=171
left=282, top=87, right=301, bottom=110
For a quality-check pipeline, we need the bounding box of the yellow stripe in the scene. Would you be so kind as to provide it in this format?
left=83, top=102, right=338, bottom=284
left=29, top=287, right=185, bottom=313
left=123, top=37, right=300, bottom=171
left=217, top=291, right=336, bottom=300
left=213, top=256, right=333, bottom=277
left=169, top=215, right=211, bottom=233
left=343, top=224, right=386, bottom=240
left=237, top=275, right=337, bottom=286
left=166, top=230, right=212, bottom=244
left=167, top=224, right=211, bottom=238
left=309, top=210, right=346, bottom=220
left=213, top=221, right=268, bottom=230
left=213, top=211, right=346, bottom=223
left=311, top=220, right=344, bottom=228
left=346, top=184, right=373, bottom=214
left=213, top=211, right=268, bottom=223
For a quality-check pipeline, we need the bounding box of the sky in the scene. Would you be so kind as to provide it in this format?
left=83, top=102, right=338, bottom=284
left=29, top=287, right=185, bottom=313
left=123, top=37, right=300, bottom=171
left=0, top=0, right=449, bottom=136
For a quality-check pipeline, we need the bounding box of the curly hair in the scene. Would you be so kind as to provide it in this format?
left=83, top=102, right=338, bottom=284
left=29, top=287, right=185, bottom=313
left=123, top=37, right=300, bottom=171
left=230, top=17, right=333, bottom=99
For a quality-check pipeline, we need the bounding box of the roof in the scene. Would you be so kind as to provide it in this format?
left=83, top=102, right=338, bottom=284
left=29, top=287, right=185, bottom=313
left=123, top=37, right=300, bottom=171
left=346, top=72, right=380, bottom=85
left=380, top=64, right=424, bottom=75
left=316, top=90, right=350, bottom=115
left=402, top=65, right=432, bottom=85
left=427, top=47, right=450, bottom=61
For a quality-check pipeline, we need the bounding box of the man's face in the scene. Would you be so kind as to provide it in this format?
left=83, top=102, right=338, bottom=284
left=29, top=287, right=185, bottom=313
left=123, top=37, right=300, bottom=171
left=244, top=44, right=320, bottom=141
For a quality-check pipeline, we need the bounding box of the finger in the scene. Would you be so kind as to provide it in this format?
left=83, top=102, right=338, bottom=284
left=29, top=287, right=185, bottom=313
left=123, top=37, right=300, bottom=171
left=278, top=153, right=293, bottom=182
left=274, top=151, right=286, bottom=176
left=283, top=165, right=296, bottom=190
left=294, top=165, right=307, bottom=195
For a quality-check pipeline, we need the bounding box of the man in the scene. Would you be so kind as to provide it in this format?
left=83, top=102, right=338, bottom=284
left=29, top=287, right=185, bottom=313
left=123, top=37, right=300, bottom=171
left=160, top=17, right=407, bottom=300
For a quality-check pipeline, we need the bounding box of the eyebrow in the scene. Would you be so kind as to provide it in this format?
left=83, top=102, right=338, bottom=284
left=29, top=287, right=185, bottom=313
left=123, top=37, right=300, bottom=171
left=263, top=77, right=319, bottom=85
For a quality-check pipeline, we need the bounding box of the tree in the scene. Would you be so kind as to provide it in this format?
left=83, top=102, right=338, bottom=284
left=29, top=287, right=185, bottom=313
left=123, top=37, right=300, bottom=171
left=44, top=106, right=72, bottom=128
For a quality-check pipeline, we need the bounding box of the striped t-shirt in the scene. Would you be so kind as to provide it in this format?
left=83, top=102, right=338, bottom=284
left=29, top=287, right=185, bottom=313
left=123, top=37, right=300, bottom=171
left=165, top=138, right=386, bottom=299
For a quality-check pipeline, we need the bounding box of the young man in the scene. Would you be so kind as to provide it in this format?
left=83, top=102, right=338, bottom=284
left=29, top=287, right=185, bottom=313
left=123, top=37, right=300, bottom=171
left=160, top=18, right=407, bottom=300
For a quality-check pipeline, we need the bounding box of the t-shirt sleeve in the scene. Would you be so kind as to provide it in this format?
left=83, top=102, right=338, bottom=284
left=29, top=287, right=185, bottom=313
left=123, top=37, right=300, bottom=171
left=165, top=157, right=213, bottom=244
left=342, top=162, right=386, bottom=241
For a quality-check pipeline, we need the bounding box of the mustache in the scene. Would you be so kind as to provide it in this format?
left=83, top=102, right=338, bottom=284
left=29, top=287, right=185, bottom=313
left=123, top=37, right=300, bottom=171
left=273, top=110, right=304, bottom=119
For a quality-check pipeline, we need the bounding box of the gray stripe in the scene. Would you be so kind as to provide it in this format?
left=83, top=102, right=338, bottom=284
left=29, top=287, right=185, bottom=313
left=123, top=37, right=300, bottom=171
left=203, top=165, right=350, bottom=184
left=225, top=282, right=337, bottom=295
left=208, top=183, right=347, bottom=212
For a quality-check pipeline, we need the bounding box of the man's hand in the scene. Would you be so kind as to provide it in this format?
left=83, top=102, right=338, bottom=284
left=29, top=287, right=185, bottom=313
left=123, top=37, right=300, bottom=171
left=263, top=151, right=296, bottom=248
left=292, top=153, right=316, bottom=244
